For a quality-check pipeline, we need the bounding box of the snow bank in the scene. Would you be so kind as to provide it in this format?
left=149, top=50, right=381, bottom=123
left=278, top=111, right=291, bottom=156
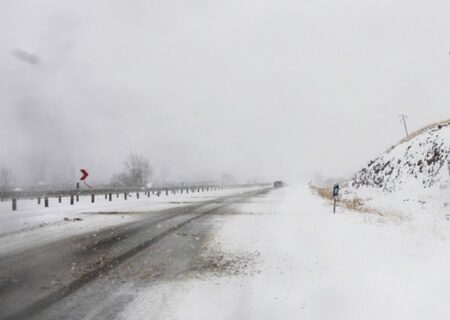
left=342, top=121, right=449, bottom=226
left=351, top=120, right=450, bottom=193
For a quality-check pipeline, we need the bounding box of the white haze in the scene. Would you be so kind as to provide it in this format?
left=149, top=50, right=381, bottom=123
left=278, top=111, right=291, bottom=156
left=0, top=0, right=449, bottom=186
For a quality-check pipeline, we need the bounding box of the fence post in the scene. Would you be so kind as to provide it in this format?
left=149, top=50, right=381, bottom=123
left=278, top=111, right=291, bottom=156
left=136, top=192, right=139, bottom=199
left=124, top=192, right=127, bottom=200
left=76, top=194, right=79, bottom=202
left=12, top=198, right=17, bottom=211
left=58, top=196, right=62, bottom=203
left=44, top=197, right=49, bottom=208
left=70, top=195, right=74, bottom=205
left=37, top=197, right=41, bottom=205
left=91, top=194, right=95, bottom=203
left=109, top=193, right=112, bottom=201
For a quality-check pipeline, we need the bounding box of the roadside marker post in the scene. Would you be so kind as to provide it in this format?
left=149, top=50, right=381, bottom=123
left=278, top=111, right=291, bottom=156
left=333, top=184, right=340, bottom=213
left=12, top=198, right=17, bottom=211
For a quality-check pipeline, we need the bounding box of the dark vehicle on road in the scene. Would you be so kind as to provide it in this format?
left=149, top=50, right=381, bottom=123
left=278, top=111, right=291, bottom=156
left=274, top=181, right=284, bottom=188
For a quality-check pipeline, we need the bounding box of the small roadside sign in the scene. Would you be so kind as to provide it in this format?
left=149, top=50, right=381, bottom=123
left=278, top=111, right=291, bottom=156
left=333, top=184, right=340, bottom=213
left=333, top=184, right=340, bottom=197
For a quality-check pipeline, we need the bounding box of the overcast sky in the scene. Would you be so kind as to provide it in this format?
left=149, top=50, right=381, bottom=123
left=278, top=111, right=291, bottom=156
left=0, top=0, right=449, bottom=185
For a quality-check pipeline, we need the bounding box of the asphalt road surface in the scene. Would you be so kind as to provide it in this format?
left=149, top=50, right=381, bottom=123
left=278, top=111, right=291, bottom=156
left=0, top=187, right=271, bottom=320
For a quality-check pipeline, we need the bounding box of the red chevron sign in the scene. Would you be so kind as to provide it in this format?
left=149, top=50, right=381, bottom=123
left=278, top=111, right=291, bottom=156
left=80, top=169, right=89, bottom=181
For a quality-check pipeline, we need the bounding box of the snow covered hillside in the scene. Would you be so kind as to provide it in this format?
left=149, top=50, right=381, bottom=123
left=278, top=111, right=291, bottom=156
left=342, top=119, right=449, bottom=223
left=350, top=119, right=450, bottom=193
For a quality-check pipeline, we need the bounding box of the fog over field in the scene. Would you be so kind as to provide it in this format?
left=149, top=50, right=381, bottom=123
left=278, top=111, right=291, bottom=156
left=0, top=0, right=449, bottom=186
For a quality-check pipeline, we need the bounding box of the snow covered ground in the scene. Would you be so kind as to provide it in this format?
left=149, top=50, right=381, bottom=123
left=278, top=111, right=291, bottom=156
left=0, top=186, right=261, bottom=256
left=119, top=184, right=450, bottom=320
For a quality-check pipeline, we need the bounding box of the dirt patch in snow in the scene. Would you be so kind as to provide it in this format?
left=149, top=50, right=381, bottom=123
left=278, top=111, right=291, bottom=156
left=189, top=249, right=260, bottom=278
left=310, top=185, right=383, bottom=216
left=94, top=211, right=148, bottom=215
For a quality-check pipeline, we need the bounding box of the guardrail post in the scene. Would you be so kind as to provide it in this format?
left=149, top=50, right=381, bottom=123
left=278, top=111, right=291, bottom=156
left=91, top=194, right=95, bottom=203
left=165, top=189, right=168, bottom=196
left=104, top=194, right=107, bottom=199
left=44, top=197, right=49, bottom=208
left=109, top=193, right=112, bottom=201
left=70, top=195, right=74, bottom=205
left=12, top=198, right=17, bottom=211
left=124, top=192, right=127, bottom=200
left=136, top=192, right=139, bottom=199
left=58, top=196, right=62, bottom=203
left=37, top=197, right=41, bottom=205
left=76, top=194, right=79, bottom=202
left=117, top=193, right=119, bottom=198
left=147, top=191, right=150, bottom=197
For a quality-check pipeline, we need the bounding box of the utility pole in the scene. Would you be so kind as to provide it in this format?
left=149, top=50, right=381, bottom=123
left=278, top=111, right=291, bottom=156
left=399, top=114, right=409, bottom=138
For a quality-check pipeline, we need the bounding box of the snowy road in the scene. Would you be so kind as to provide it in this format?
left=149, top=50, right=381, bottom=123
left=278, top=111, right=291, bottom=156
left=2, top=184, right=450, bottom=320
left=0, top=188, right=271, bottom=320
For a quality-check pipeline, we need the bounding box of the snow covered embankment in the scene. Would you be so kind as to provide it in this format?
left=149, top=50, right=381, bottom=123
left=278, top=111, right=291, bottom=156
left=343, top=120, right=450, bottom=231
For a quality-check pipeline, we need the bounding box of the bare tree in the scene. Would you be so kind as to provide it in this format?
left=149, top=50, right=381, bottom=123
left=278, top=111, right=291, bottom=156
left=0, top=167, right=14, bottom=192
left=220, top=173, right=237, bottom=185
left=111, top=154, right=152, bottom=188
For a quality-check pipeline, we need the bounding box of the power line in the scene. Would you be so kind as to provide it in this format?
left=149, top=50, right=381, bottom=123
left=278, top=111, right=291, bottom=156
left=399, top=114, right=409, bottom=138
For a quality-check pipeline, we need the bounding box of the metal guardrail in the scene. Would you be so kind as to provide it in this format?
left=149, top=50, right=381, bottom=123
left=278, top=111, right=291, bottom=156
left=0, top=184, right=270, bottom=211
